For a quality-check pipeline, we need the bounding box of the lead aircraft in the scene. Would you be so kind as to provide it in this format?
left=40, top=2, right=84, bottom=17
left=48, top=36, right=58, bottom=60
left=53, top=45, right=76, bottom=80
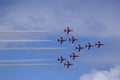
left=64, top=27, right=73, bottom=34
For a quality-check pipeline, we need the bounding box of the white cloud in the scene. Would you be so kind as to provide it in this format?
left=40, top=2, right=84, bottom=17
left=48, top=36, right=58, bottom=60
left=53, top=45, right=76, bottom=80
left=79, top=65, right=120, bottom=80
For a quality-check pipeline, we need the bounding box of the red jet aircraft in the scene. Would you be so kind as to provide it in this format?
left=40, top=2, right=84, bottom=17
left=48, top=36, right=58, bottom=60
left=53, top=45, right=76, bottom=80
left=95, top=41, right=104, bottom=48
left=64, top=27, right=73, bottom=34
left=58, top=56, right=67, bottom=63
left=75, top=44, right=84, bottom=52
left=69, top=36, right=78, bottom=43
left=64, top=61, right=73, bottom=68
left=57, top=36, right=66, bottom=44
left=70, top=53, right=78, bottom=60
left=85, top=42, right=94, bottom=50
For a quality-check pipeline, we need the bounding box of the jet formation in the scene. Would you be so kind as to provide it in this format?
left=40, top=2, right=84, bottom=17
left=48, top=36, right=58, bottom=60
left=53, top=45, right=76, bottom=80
left=57, top=27, right=104, bottom=68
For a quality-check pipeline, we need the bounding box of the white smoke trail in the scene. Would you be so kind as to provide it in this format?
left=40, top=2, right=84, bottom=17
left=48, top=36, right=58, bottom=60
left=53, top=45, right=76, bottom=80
left=0, top=59, right=51, bottom=62
left=0, top=40, right=53, bottom=42
left=0, top=30, right=55, bottom=33
left=0, top=64, right=56, bottom=67
left=0, top=47, right=66, bottom=50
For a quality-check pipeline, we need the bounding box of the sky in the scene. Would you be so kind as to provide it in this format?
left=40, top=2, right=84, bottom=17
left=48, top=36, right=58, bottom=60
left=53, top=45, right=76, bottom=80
left=0, top=0, right=120, bottom=80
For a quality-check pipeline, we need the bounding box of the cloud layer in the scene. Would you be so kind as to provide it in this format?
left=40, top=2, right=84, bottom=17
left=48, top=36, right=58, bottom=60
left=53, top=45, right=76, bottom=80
left=80, top=65, right=120, bottom=80
left=0, top=0, right=120, bottom=37
left=0, top=0, right=120, bottom=48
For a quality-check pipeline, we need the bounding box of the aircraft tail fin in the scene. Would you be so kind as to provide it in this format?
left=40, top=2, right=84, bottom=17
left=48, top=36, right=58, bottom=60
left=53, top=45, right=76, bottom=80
left=64, top=29, right=66, bottom=33
left=64, top=63, right=66, bottom=66
left=69, top=38, right=71, bottom=41
left=57, top=39, right=60, bottom=42
left=58, top=58, right=60, bottom=61
left=95, top=43, right=97, bottom=46
left=75, top=47, right=78, bottom=49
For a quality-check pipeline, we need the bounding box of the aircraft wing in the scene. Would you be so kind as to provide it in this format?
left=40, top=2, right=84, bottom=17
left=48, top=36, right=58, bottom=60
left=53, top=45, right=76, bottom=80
left=77, top=48, right=80, bottom=52
left=98, top=45, right=100, bottom=48
left=73, top=57, right=75, bottom=60
left=60, top=37, right=63, bottom=40
left=67, top=65, right=69, bottom=68
left=67, top=27, right=69, bottom=30
left=98, top=41, right=101, bottom=44
left=60, top=56, right=63, bottom=58
left=72, top=40, right=74, bottom=43
left=78, top=45, right=81, bottom=48
left=72, top=36, right=74, bottom=39
left=88, top=47, right=90, bottom=50
left=60, top=60, right=63, bottom=63
left=60, top=41, right=62, bottom=44
left=67, top=31, right=69, bottom=34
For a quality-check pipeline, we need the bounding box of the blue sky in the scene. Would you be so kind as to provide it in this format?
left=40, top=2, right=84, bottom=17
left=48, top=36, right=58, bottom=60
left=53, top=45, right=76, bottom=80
left=0, top=0, right=120, bottom=80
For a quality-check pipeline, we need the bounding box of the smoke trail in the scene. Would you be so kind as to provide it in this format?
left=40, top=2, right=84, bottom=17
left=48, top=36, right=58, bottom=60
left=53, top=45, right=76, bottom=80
left=0, top=30, right=55, bottom=33
left=0, top=59, right=51, bottom=62
left=0, top=40, right=53, bottom=42
left=0, top=47, right=66, bottom=50
left=0, top=64, right=56, bottom=67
